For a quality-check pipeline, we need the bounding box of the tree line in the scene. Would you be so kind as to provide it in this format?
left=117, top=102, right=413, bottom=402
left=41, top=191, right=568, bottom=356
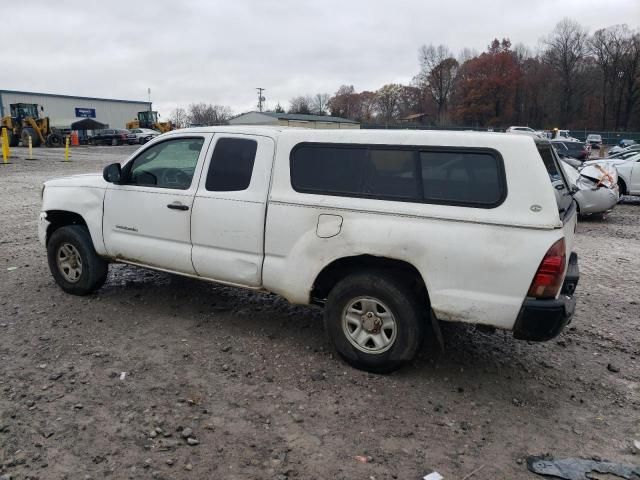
left=169, top=19, right=640, bottom=131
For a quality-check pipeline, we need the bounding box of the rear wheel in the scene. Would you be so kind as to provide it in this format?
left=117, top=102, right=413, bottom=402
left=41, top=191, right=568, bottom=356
left=45, top=133, right=62, bottom=147
left=324, top=271, right=425, bottom=373
left=47, top=225, right=108, bottom=295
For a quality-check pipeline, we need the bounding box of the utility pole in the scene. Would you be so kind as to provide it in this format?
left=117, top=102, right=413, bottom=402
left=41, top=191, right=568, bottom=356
left=256, top=87, right=266, bottom=112
left=148, top=87, right=152, bottom=112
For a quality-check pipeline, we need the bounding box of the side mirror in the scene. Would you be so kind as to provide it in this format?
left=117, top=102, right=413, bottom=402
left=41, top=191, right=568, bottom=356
left=103, top=163, right=122, bottom=183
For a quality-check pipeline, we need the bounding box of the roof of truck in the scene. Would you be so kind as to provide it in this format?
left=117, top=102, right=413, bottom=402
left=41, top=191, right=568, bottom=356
left=167, top=126, right=550, bottom=148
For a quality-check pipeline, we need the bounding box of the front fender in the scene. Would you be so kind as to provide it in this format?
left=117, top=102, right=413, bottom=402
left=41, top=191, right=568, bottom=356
left=41, top=186, right=107, bottom=255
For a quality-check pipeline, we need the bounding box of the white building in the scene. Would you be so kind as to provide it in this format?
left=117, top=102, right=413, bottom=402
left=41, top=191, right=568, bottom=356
left=229, top=111, right=360, bottom=129
left=0, top=89, right=151, bottom=129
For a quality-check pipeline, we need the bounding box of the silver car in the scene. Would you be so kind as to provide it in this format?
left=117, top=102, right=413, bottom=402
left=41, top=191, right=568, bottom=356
left=560, top=160, right=619, bottom=215
left=128, top=128, right=160, bottom=144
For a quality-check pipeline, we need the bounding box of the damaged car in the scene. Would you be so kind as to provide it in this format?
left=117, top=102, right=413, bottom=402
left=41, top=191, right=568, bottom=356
left=583, top=152, right=640, bottom=197
left=560, top=160, right=619, bottom=216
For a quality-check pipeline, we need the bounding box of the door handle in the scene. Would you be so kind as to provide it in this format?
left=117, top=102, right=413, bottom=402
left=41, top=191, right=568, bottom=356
left=167, top=202, right=189, bottom=211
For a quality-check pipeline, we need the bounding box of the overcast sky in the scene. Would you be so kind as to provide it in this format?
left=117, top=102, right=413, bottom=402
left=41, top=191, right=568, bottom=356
left=5, top=0, right=639, bottom=118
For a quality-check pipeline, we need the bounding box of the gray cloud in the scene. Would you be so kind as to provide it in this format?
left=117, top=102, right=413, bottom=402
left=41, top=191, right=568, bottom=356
left=5, top=0, right=639, bottom=117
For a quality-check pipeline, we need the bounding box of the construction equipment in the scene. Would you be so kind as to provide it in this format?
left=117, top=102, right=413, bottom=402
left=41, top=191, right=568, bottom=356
left=0, top=103, right=63, bottom=147
left=126, top=110, right=173, bottom=133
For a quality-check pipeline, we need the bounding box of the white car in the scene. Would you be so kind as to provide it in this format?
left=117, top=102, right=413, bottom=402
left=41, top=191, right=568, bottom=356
left=128, top=128, right=160, bottom=144
left=584, top=152, right=640, bottom=197
left=506, top=126, right=543, bottom=138
left=608, top=144, right=640, bottom=157
left=560, top=161, right=618, bottom=215
left=38, top=128, right=579, bottom=372
left=553, top=130, right=581, bottom=143
left=586, top=134, right=602, bottom=149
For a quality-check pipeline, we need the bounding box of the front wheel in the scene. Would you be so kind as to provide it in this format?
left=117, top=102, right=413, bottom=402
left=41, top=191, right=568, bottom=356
left=324, top=272, right=425, bottom=373
left=47, top=225, right=108, bottom=295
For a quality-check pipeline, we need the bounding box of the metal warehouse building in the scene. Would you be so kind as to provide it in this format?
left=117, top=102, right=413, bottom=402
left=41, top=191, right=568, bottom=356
left=0, top=89, right=151, bottom=129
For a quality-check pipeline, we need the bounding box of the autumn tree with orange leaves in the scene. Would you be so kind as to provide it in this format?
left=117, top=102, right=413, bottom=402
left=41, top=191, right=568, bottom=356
left=453, top=39, right=521, bottom=127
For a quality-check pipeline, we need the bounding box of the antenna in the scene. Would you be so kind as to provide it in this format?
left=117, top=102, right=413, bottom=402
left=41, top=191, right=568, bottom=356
left=256, top=87, right=266, bottom=112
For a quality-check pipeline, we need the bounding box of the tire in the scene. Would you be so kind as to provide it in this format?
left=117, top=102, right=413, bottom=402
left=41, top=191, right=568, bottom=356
left=45, top=133, right=62, bottom=147
left=21, top=128, right=41, bottom=147
left=47, top=225, right=108, bottom=295
left=8, top=132, right=19, bottom=147
left=324, top=271, right=425, bottom=373
left=618, top=179, right=627, bottom=200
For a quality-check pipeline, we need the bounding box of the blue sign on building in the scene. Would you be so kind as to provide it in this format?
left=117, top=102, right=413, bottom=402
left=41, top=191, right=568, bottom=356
left=75, top=107, right=96, bottom=118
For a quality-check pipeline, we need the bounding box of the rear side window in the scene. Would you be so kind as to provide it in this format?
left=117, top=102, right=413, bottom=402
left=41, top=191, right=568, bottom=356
left=290, top=144, right=506, bottom=208
left=420, top=151, right=503, bottom=205
left=205, top=138, right=257, bottom=191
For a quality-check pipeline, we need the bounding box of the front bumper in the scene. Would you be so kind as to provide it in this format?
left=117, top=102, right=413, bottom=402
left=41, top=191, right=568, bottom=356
left=38, top=212, right=50, bottom=247
left=513, top=252, right=579, bottom=341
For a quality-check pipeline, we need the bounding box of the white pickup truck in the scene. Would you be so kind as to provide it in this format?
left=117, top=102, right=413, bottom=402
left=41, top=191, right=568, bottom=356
left=39, top=127, right=580, bottom=372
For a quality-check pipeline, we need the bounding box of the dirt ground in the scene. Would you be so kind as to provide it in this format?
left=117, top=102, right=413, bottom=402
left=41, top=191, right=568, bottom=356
left=0, top=145, right=639, bottom=480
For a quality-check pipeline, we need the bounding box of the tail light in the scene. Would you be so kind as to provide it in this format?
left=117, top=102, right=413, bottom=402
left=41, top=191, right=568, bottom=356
left=528, top=238, right=566, bottom=299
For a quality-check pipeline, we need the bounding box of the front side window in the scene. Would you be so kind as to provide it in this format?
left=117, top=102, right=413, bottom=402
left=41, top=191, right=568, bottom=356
left=205, top=138, right=257, bottom=191
left=290, top=144, right=505, bottom=207
left=126, top=137, right=204, bottom=189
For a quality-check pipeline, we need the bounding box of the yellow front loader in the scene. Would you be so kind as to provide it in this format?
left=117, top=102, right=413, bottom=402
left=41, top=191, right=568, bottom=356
left=126, top=110, right=173, bottom=133
left=0, top=103, right=63, bottom=147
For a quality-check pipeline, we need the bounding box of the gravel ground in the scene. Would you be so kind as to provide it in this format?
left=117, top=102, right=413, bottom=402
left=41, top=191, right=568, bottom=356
left=0, top=146, right=639, bottom=480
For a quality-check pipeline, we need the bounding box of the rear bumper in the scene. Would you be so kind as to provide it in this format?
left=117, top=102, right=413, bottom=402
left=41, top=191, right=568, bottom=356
left=513, top=252, right=579, bottom=341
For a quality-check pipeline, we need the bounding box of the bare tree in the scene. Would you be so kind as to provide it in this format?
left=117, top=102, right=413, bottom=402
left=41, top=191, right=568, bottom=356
left=375, top=84, right=403, bottom=124
left=169, top=107, right=188, bottom=129
left=543, top=18, right=588, bottom=124
left=328, top=85, right=358, bottom=118
left=312, top=93, right=330, bottom=115
left=590, top=25, right=629, bottom=129
left=620, top=32, right=640, bottom=130
left=358, top=91, right=377, bottom=123
left=288, top=95, right=313, bottom=114
left=416, top=44, right=459, bottom=124
left=187, top=103, right=232, bottom=126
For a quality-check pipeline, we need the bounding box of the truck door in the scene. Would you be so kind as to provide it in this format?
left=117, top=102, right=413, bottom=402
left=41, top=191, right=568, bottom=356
left=190, top=134, right=275, bottom=286
left=103, top=134, right=212, bottom=274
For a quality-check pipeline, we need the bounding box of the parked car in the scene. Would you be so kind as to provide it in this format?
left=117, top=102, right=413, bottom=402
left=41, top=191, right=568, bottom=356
left=607, top=147, right=640, bottom=160
left=553, top=130, right=581, bottom=143
left=552, top=140, right=589, bottom=160
left=584, top=152, right=640, bottom=197
left=608, top=143, right=640, bottom=156
left=89, top=129, right=137, bottom=146
left=506, top=126, right=543, bottom=138
left=586, top=134, right=602, bottom=149
left=38, top=128, right=579, bottom=372
left=129, top=128, right=160, bottom=144
left=559, top=160, right=618, bottom=215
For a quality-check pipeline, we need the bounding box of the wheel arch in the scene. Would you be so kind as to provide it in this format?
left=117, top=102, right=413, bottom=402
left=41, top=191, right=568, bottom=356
left=617, top=176, right=627, bottom=196
left=45, top=210, right=89, bottom=245
left=311, top=254, right=429, bottom=307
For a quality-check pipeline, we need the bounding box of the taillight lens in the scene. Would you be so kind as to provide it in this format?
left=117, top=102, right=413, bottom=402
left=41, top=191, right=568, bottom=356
left=528, top=238, right=566, bottom=299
